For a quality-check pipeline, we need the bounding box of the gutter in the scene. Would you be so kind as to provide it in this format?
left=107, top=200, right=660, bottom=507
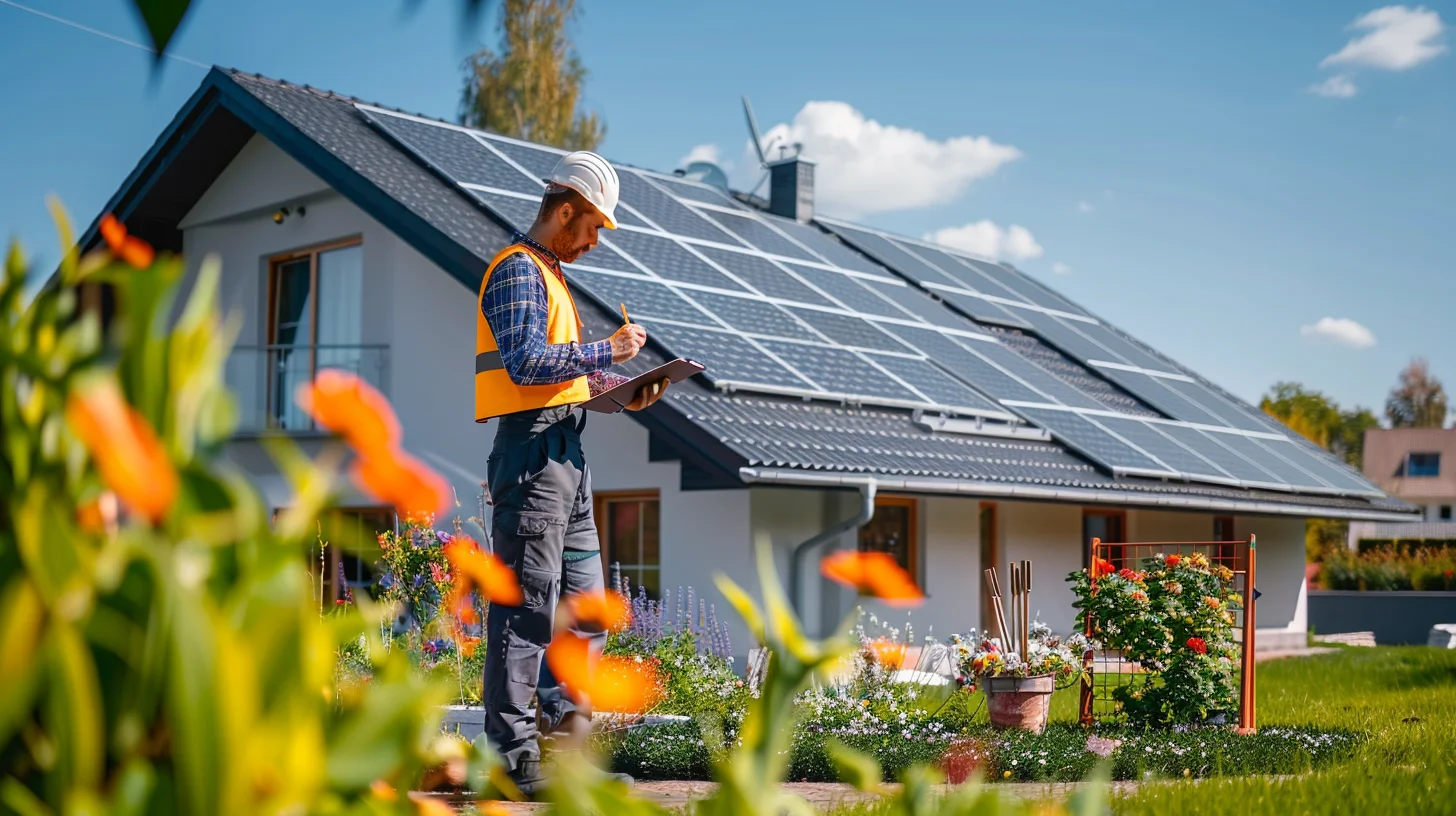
left=740, top=467, right=1419, bottom=524
left=789, top=476, right=877, bottom=617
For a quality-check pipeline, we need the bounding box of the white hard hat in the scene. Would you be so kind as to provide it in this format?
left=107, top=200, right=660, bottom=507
left=547, top=151, right=619, bottom=229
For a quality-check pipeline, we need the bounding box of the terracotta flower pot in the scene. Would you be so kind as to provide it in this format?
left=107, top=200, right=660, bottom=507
left=980, top=673, right=1055, bottom=734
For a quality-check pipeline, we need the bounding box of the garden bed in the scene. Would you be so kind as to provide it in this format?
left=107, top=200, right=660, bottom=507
left=593, top=717, right=1362, bottom=784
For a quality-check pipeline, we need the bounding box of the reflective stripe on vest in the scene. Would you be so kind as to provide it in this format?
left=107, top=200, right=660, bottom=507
left=474, top=244, right=591, bottom=422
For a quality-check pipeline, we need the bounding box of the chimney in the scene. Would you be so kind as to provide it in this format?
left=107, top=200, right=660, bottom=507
left=768, top=154, right=815, bottom=223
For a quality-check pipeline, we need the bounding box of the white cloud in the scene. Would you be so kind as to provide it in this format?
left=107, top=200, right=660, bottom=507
left=1309, top=74, right=1359, bottom=97
left=1077, top=201, right=1094, bottom=213
left=1300, top=317, right=1377, bottom=349
left=1320, top=6, right=1447, bottom=71
left=679, top=143, right=721, bottom=167
left=924, top=221, right=1043, bottom=262
left=736, top=101, right=1022, bottom=218
left=1051, top=262, right=1074, bottom=275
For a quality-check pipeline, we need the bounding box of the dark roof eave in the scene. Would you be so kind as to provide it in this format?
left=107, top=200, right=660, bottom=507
left=737, top=466, right=1420, bottom=522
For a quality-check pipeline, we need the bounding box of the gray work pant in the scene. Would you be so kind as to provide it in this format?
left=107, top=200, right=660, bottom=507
left=483, top=404, right=606, bottom=777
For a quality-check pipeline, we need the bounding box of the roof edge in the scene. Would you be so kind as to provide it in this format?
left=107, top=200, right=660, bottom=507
left=738, top=467, right=1421, bottom=523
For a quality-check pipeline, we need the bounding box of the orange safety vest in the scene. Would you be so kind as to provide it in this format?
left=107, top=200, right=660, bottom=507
left=474, top=243, right=592, bottom=422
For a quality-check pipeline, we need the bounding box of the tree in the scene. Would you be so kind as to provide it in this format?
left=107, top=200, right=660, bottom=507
left=1385, top=357, right=1449, bottom=428
left=457, top=0, right=605, bottom=151
left=1260, top=382, right=1381, bottom=566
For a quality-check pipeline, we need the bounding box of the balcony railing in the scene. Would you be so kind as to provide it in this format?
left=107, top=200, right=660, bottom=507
left=227, top=344, right=390, bottom=435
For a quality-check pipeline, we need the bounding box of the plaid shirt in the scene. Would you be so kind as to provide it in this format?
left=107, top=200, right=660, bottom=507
left=480, top=232, right=618, bottom=389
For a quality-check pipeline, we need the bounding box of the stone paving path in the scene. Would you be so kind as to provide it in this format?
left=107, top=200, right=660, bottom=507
left=416, top=779, right=1144, bottom=813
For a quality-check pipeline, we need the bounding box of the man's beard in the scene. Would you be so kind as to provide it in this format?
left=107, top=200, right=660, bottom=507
left=549, top=230, right=587, bottom=264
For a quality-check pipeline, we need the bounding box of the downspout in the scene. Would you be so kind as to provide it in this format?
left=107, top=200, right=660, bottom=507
left=789, top=477, right=877, bottom=618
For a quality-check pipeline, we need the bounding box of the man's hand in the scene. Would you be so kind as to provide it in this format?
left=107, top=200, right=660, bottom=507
left=626, top=377, right=670, bottom=411
left=610, top=323, right=647, bottom=364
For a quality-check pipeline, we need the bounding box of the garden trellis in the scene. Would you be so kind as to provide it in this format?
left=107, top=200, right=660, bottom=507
left=1077, top=535, right=1258, bottom=733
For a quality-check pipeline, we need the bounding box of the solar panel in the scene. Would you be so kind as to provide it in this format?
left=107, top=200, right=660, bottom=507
left=697, top=209, right=818, bottom=261
left=1156, top=378, right=1271, bottom=434
left=567, top=271, right=712, bottom=325
left=648, top=175, right=740, bottom=207
left=786, top=307, right=912, bottom=352
left=885, top=326, right=1047, bottom=405
left=690, top=246, right=835, bottom=306
left=1019, top=310, right=1129, bottom=365
left=1152, top=424, right=1285, bottom=487
left=634, top=320, right=812, bottom=390
left=1205, top=431, right=1335, bottom=492
left=604, top=230, right=749, bottom=291
left=935, top=289, right=1034, bottom=328
left=683, top=290, right=819, bottom=341
left=971, top=342, right=1107, bottom=410
left=1069, top=321, right=1179, bottom=373
left=1013, top=407, right=1177, bottom=476
left=766, top=217, right=889, bottom=275
left=862, top=280, right=978, bottom=331
left=754, top=340, right=921, bottom=404
left=1268, top=439, right=1382, bottom=495
left=955, top=255, right=1085, bottom=315
left=1095, top=368, right=1227, bottom=426
left=474, top=134, right=560, bottom=181
left=466, top=190, right=540, bottom=232
left=781, top=265, right=908, bottom=318
left=989, top=328, right=1160, bottom=418
left=823, top=222, right=965, bottom=288
left=1086, top=416, right=1237, bottom=483
left=873, top=354, right=1010, bottom=416
left=363, top=111, right=542, bottom=195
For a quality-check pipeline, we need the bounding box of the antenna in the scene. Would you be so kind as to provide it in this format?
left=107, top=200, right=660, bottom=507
left=741, top=94, right=780, bottom=197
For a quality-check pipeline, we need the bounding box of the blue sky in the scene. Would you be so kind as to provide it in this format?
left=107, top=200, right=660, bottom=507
left=1, top=0, right=1451, bottom=417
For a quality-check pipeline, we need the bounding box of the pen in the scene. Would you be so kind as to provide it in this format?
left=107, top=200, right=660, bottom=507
left=620, top=303, right=630, bottom=324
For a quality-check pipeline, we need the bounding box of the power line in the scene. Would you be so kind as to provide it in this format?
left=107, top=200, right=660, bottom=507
left=0, top=0, right=210, bottom=69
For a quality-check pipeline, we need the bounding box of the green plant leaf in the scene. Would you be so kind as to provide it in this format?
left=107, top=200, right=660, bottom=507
left=127, top=0, right=193, bottom=63
left=825, top=738, right=885, bottom=793
left=0, top=579, right=44, bottom=749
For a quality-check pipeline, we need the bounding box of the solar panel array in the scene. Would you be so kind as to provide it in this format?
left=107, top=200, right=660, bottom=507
left=357, top=104, right=1382, bottom=499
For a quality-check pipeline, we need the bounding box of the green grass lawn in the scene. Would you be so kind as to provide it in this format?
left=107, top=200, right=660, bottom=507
left=1110, top=645, right=1456, bottom=815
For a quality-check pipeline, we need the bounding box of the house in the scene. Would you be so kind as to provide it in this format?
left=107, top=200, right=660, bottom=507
left=71, top=68, right=1419, bottom=661
left=1348, top=428, right=1456, bottom=549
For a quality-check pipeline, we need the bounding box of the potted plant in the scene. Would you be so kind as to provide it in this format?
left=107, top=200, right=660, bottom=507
left=951, top=624, right=1091, bottom=733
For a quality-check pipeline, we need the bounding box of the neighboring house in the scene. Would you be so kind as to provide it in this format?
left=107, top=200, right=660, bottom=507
left=70, top=68, right=1417, bottom=659
left=1349, top=428, right=1456, bottom=548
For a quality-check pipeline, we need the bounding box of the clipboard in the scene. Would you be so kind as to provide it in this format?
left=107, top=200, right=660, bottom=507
left=581, top=358, right=706, bottom=414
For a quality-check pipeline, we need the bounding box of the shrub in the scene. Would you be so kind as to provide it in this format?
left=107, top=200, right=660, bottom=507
left=1070, top=552, right=1242, bottom=726
left=1322, top=545, right=1456, bottom=591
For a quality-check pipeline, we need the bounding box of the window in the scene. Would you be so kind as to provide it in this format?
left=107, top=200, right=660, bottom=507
left=859, top=496, right=919, bottom=583
left=1408, top=452, right=1441, bottom=478
left=1442, top=505, right=1453, bottom=521
left=1082, top=509, right=1126, bottom=570
left=979, top=503, right=1000, bottom=634
left=266, top=239, right=365, bottom=429
left=1213, top=516, right=1236, bottom=541
left=596, top=491, right=661, bottom=600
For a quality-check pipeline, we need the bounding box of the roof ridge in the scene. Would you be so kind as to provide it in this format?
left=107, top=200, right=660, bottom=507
left=225, top=67, right=455, bottom=126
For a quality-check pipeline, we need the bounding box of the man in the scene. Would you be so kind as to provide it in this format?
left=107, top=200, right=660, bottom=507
left=475, top=150, right=668, bottom=798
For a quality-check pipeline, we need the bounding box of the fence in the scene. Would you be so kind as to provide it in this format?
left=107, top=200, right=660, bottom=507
left=1078, top=535, right=1258, bottom=733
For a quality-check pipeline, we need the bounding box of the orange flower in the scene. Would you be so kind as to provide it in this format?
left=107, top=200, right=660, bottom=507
left=1165, top=554, right=1182, bottom=567
left=544, top=632, right=664, bottom=713
left=1091, top=557, right=1116, bottom=578
left=458, top=635, right=482, bottom=658
left=820, top=551, right=924, bottom=607
left=869, top=637, right=907, bottom=669
left=353, top=447, right=450, bottom=520
left=76, top=491, right=118, bottom=534
left=369, top=780, right=397, bottom=801
left=99, top=214, right=155, bottom=268
left=414, top=799, right=454, bottom=816
left=474, top=803, right=514, bottom=816
left=444, top=538, right=523, bottom=607
left=566, top=589, right=630, bottom=631
left=66, top=380, right=177, bottom=524
left=295, top=369, right=401, bottom=456
left=1203, top=596, right=1222, bottom=610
